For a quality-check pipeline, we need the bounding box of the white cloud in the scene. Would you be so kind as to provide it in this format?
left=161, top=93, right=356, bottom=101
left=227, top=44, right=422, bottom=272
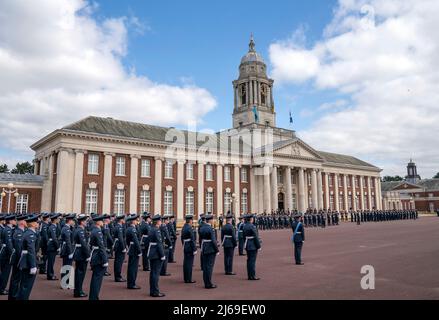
left=0, top=0, right=217, bottom=153
left=269, top=0, right=439, bottom=178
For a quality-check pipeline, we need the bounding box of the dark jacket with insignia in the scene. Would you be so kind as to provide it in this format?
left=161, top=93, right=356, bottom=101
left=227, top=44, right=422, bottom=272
left=199, top=223, right=219, bottom=255
left=147, top=226, right=165, bottom=260
left=102, top=224, right=113, bottom=251
left=113, top=223, right=126, bottom=253
left=47, top=223, right=59, bottom=253
left=180, top=223, right=197, bottom=255
left=10, top=227, right=25, bottom=266
left=60, top=224, right=73, bottom=257
left=291, top=221, right=305, bottom=242
left=242, top=223, right=261, bottom=251
left=18, top=228, right=37, bottom=270
left=139, top=221, right=151, bottom=249
left=73, top=226, right=90, bottom=261
left=89, top=226, right=108, bottom=267
left=160, top=224, right=172, bottom=249
left=126, top=225, right=141, bottom=256
left=0, top=225, right=14, bottom=260
left=221, top=223, right=237, bottom=248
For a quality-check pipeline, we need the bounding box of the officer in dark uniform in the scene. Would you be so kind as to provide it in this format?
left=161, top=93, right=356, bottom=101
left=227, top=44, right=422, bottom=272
left=199, top=214, right=219, bottom=289
left=243, top=214, right=261, bottom=280
left=73, top=214, right=90, bottom=298
left=37, top=213, right=50, bottom=274
left=88, top=214, right=108, bottom=300
left=168, top=214, right=177, bottom=263
left=147, top=214, right=166, bottom=297
left=291, top=214, right=305, bottom=265
left=160, top=215, right=172, bottom=276
left=113, top=214, right=126, bottom=282
left=237, top=216, right=245, bottom=256
left=60, top=213, right=75, bottom=282
left=221, top=213, right=237, bottom=275
left=181, top=214, right=197, bottom=284
left=102, top=214, right=113, bottom=277
left=0, top=214, right=15, bottom=295
left=46, top=213, right=60, bottom=280
left=198, top=213, right=206, bottom=269
left=16, top=214, right=39, bottom=300
left=126, top=214, right=141, bottom=290
left=8, top=214, right=26, bottom=300
left=139, top=212, right=152, bottom=271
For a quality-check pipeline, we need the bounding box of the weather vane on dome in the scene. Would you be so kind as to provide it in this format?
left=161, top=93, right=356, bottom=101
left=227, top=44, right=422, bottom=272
left=249, top=33, right=256, bottom=52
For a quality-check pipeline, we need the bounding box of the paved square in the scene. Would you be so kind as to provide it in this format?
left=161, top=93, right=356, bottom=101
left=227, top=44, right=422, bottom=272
left=2, top=217, right=438, bottom=300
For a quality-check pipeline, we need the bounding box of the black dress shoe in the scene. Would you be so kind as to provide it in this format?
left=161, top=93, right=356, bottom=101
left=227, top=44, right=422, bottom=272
left=143, top=268, right=150, bottom=271
left=39, top=271, right=46, bottom=275
left=47, top=276, right=58, bottom=281
left=248, top=277, right=260, bottom=280
left=151, top=292, right=166, bottom=297
left=0, top=290, right=8, bottom=295
left=206, top=284, right=217, bottom=289
left=185, top=280, right=196, bottom=284
left=104, top=272, right=111, bottom=276
left=115, top=278, right=126, bottom=282
left=225, top=272, right=236, bottom=275
left=296, top=263, right=304, bottom=265
left=128, top=286, right=141, bottom=290
left=168, top=261, right=176, bottom=264
left=74, top=292, right=88, bottom=298
left=160, top=273, right=171, bottom=276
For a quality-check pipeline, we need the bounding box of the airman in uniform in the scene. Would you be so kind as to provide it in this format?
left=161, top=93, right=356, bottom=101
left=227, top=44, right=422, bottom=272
left=73, top=214, right=90, bottom=298
left=46, top=213, right=60, bottom=281
left=221, top=213, right=237, bottom=275
left=181, top=214, right=197, bottom=284
left=113, top=214, right=126, bottom=282
left=88, top=214, right=108, bottom=300
left=8, top=214, right=26, bottom=300
left=160, top=215, right=172, bottom=276
left=60, top=213, right=75, bottom=282
left=0, top=214, right=15, bottom=295
left=199, top=214, right=219, bottom=289
left=291, top=214, right=305, bottom=265
left=147, top=214, right=166, bottom=297
left=243, top=214, right=261, bottom=281
left=126, top=214, right=141, bottom=290
left=140, top=212, right=152, bottom=271
left=168, top=214, right=177, bottom=263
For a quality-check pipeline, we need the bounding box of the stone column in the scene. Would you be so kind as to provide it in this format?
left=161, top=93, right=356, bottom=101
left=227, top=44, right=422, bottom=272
left=177, top=160, right=185, bottom=221
left=285, top=167, right=293, bottom=211
left=343, top=175, right=348, bottom=211
left=154, top=157, right=163, bottom=214
left=249, top=167, right=257, bottom=213
left=334, top=173, right=340, bottom=211
left=55, top=148, right=74, bottom=213
left=317, top=170, right=324, bottom=210
left=102, top=153, right=114, bottom=214
left=249, top=81, right=253, bottom=105
left=324, top=172, right=330, bottom=210
left=376, top=177, right=382, bottom=210
left=197, top=162, right=205, bottom=216
left=257, top=174, right=264, bottom=213
left=351, top=175, right=357, bottom=211
left=234, top=165, right=241, bottom=217
left=263, top=165, right=271, bottom=213
left=311, top=169, right=318, bottom=210
left=216, top=164, right=223, bottom=217
left=33, top=159, right=39, bottom=175
left=129, top=155, right=140, bottom=213
left=367, top=177, right=372, bottom=210
left=41, top=154, right=54, bottom=212
left=271, top=166, right=278, bottom=212
left=359, top=176, right=365, bottom=210
left=298, top=168, right=306, bottom=212
left=72, top=150, right=85, bottom=213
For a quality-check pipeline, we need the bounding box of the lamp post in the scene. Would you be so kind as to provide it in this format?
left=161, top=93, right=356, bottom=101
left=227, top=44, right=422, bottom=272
left=1, top=182, right=19, bottom=214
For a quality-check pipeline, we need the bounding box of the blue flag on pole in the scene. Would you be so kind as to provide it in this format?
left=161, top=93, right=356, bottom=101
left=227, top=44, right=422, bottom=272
left=253, top=106, right=259, bottom=123
left=289, top=111, right=293, bottom=124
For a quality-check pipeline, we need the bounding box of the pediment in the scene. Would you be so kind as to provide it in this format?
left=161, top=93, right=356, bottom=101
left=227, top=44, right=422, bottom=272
left=273, top=139, right=323, bottom=160
left=392, top=182, right=421, bottom=191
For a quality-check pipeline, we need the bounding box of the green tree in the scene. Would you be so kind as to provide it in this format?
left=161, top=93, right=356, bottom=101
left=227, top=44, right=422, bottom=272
left=434, top=172, right=439, bottom=179
left=382, top=175, right=404, bottom=182
left=0, top=164, right=9, bottom=173
left=11, top=161, right=34, bottom=174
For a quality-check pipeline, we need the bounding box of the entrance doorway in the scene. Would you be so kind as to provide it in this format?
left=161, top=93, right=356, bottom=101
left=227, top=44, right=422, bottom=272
left=278, top=193, right=284, bottom=211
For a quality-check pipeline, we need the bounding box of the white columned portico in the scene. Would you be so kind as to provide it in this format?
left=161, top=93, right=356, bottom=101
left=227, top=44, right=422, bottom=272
left=285, top=167, right=293, bottom=211
left=351, top=175, right=357, bottom=211
left=311, top=169, right=318, bottom=210
left=234, top=165, right=241, bottom=217
left=154, top=157, right=163, bottom=214
left=197, top=162, right=205, bottom=216
left=216, top=164, right=223, bottom=217
left=72, top=149, right=85, bottom=213
left=317, top=170, right=323, bottom=210
left=102, top=152, right=114, bottom=214
left=298, top=167, right=306, bottom=212
left=129, top=155, right=140, bottom=213
left=177, top=160, right=185, bottom=221
left=55, top=148, right=74, bottom=213
left=343, top=175, right=348, bottom=211
left=271, top=166, right=278, bottom=212
left=263, top=165, right=271, bottom=213
left=41, top=154, right=54, bottom=212
left=324, top=172, right=330, bottom=210
left=334, top=173, right=340, bottom=211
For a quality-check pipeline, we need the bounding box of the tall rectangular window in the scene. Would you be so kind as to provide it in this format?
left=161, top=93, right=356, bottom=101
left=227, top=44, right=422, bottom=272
left=164, top=161, right=173, bottom=179
left=348, top=196, right=353, bottom=210
left=328, top=175, right=333, bottom=187
left=292, top=193, right=297, bottom=210
left=164, top=191, right=173, bottom=215
left=277, top=170, right=283, bottom=185
left=224, top=166, right=231, bottom=182
left=186, top=163, right=194, bottom=180
left=15, top=194, right=28, bottom=214
left=308, top=173, right=312, bottom=186
left=338, top=175, right=343, bottom=187
left=140, top=190, right=150, bottom=213
left=85, top=189, right=98, bottom=215
left=88, top=154, right=99, bottom=174
left=355, top=196, right=360, bottom=209
left=347, top=177, right=352, bottom=187
left=224, top=192, right=231, bottom=213
left=372, top=197, right=376, bottom=209
left=241, top=192, right=248, bottom=214
left=339, top=194, right=344, bottom=210
left=141, top=159, right=150, bottom=177
left=308, top=195, right=313, bottom=209
left=186, top=191, right=194, bottom=215
left=206, top=165, right=213, bottom=181
left=206, top=191, right=214, bottom=213
left=241, top=168, right=248, bottom=183
left=115, top=156, right=126, bottom=176
left=330, top=195, right=335, bottom=210
left=114, top=189, right=125, bottom=215
left=355, top=177, right=359, bottom=188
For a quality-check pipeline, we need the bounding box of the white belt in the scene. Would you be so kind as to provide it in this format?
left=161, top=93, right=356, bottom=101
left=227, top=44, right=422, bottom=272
left=17, top=250, right=28, bottom=266
left=88, top=246, right=99, bottom=260
left=146, top=242, right=157, bottom=257
left=201, top=239, right=211, bottom=253
left=183, top=239, right=192, bottom=242
left=21, top=250, right=28, bottom=254
left=296, top=232, right=302, bottom=234
left=221, top=235, right=232, bottom=246
left=244, top=236, right=254, bottom=249
left=141, top=235, right=149, bottom=239
left=0, top=244, right=5, bottom=255
left=75, top=244, right=82, bottom=248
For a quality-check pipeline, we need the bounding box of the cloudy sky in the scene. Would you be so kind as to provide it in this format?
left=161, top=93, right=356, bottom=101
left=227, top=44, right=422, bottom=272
left=0, top=0, right=438, bottom=178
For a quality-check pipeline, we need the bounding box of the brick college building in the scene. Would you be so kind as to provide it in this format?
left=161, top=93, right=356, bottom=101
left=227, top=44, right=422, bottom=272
left=2, top=37, right=391, bottom=219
